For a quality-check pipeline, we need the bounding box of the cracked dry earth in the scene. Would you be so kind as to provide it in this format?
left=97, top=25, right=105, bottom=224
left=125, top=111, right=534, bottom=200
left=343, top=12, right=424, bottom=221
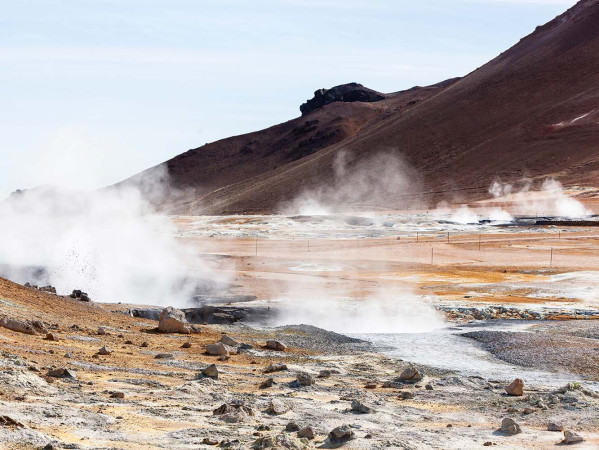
left=0, top=278, right=598, bottom=449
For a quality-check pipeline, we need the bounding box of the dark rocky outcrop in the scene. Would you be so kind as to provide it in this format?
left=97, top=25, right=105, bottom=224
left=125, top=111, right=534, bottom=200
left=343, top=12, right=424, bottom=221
left=300, top=83, right=386, bottom=115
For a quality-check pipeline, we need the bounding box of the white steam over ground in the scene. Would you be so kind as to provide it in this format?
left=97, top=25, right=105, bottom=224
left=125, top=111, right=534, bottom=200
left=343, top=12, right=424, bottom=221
left=0, top=171, right=224, bottom=306
left=434, top=178, right=591, bottom=224
left=489, top=179, right=592, bottom=218
left=270, top=276, right=444, bottom=334
left=283, top=151, right=422, bottom=215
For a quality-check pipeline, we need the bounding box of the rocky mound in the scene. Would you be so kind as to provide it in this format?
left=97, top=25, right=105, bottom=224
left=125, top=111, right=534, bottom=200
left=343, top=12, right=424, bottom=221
left=299, top=83, right=386, bottom=115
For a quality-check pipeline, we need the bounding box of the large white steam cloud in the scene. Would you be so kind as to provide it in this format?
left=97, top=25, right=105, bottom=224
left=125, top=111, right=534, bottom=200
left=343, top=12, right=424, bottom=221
left=489, top=179, right=591, bottom=218
left=282, top=150, right=422, bottom=215
left=271, top=283, right=444, bottom=334
left=0, top=169, right=224, bottom=305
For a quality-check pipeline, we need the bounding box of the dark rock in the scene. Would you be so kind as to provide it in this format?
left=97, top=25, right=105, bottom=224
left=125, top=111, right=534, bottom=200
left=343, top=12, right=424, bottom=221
left=300, top=83, right=386, bottom=116
left=266, top=340, right=287, bottom=351
left=264, top=363, right=287, bottom=374
left=350, top=399, right=373, bottom=414
left=202, top=364, right=219, bottom=379
left=259, top=377, right=275, bottom=389
left=500, top=418, right=522, bottom=435
left=328, top=424, right=355, bottom=444
left=286, top=422, right=300, bottom=432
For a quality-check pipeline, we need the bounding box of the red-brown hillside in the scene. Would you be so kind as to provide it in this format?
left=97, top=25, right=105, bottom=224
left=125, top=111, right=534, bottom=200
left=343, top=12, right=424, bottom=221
left=120, top=0, right=599, bottom=214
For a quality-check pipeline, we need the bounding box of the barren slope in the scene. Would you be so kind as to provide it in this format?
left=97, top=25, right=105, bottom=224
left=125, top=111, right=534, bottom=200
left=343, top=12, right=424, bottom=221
left=121, top=0, right=599, bottom=214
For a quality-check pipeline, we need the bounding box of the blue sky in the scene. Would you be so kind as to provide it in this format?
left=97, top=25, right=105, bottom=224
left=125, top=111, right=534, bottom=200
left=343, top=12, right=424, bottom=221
left=0, top=0, right=577, bottom=197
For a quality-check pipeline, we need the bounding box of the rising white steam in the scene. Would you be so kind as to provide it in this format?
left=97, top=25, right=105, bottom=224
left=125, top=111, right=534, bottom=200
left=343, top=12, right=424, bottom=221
left=433, top=202, right=513, bottom=225
left=489, top=179, right=591, bottom=218
left=282, top=151, right=422, bottom=214
left=271, top=281, right=444, bottom=334
left=0, top=169, right=225, bottom=305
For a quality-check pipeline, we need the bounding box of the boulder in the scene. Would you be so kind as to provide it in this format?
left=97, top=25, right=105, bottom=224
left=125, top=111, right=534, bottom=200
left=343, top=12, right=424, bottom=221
left=350, top=399, right=374, bottom=414
left=213, top=402, right=254, bottom=423
left=286, top=422, right=300, bottom=432
left=562, top=430, right=584, bottom=444
left=505, top=378, right=524, bottom=396
left=219, top=334, right=239, bottom=346
left=266, top=340, right=287, bottom=351
left=296, top=372, right=314, bottom=386
left=206, top=342, right=234, bottom=356
left=328, top=425, right=355, bottom=444
left=298, top=426, right=314, bottom=439
left=398, top=390, right=415, bottom=400
left=47, top=368, right=77, bottom=379
left=259, top=377, right=275, bottom=389
left=500, top=418, right=522, bottom=435
left=157, top=307, right=190, bottom=334
left=398, top=366, right=423, bottom=383
left=264, top=363, right=288, bottom=373
left=202, top=364, right=219, bottom=379
left=0, top=318, right=45, bottom=335
left=98, top=346, right=112, bottom=355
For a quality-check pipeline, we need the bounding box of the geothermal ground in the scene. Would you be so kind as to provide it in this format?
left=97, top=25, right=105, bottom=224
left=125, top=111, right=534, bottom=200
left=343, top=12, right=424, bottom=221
left=1, top=194, right=599, bottom=449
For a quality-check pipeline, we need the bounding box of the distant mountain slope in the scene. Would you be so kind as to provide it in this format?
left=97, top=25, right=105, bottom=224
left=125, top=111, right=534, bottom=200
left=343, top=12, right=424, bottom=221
left=120, top=0, right=599, bottom=214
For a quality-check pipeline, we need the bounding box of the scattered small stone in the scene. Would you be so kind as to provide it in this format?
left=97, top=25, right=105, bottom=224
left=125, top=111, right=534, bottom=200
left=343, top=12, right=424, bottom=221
left=298, top=426, right=314, bottom=439
left=257, top=425, right=271, bottom=431
left=523, top=407, right=535, bottom=414
left=264, top=363, right=287, bottom=374
left=157, top=306, right=190, bottom=334
left=398, top=390, right=415, bottom=400
left=202, top=364, right=219, bottom=379
left=328, top=425, right=355, bottom=444
left=266, top=399, right=289, bottom=415
left=220, top=334, right=239, bottom=346
left=206, top=342, right=232, bottom=356
left=154, top=353, right=173, bottom=359
left=265, top=340, right=287, bottom=351
left=98, top=346, right=112, bottom=355
left=505, top=378, right=524, bottom=396
left=562, top=430, right=584, bottom=444
left=141, top=342, right=149, bottom=347
left=286, top=422, right=300, bottom=432
left=365, top=381, right=377, bottom=389
left=350, top=399, right=374, bottom=414
left=46, top=368, right=77, bottom=379
left=64, top=352, right=72, bottom=358
left=202, top=437, right=219, bottom=445
left=218, top=355, right=230, bottom=361
left=318, top=370, right=332, bottom=378
left=45, top=333, right=58, bottom=341
left=425, top=383, right=434, bottom=390
left=181, top=342, right=192, bottom=348
left=259, top=377, right=275, bottom=389
left=500, top=418, right=522, bottom=435
left=398, top=366, right=423, bottom=383
left=125, top=340, right=133, bottom=345
left=447, top=424, right=453, bottom=428
left=506, top=407, right=519, bottom=413
left=97, top=327, right=107, bottom=335
left=296, top=372, right=314, bottom=386
left=548, top=422, right=564, bottom=432
left=110, top=392, right=125, bottom=399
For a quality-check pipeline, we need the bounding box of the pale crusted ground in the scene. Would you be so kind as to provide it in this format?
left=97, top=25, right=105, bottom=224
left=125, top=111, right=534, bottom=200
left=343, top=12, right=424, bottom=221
left=0, top=278, right=598, bottom=448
